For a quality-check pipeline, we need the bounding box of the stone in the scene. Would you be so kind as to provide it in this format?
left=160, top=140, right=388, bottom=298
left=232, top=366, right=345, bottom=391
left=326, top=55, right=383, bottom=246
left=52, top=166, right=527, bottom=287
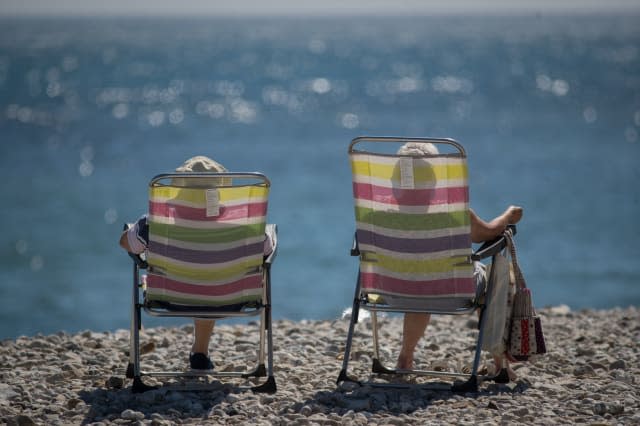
left=0, top=307, right=637, bottom=425
left=573, top=365, right=596, bottom=377
left=105, top=376, right=125, bottom=389
left=0, top=384, right=19, bottom=404
left=609, top=359, right=626, bottom=370
left=120, top=409, right=145, bottom=421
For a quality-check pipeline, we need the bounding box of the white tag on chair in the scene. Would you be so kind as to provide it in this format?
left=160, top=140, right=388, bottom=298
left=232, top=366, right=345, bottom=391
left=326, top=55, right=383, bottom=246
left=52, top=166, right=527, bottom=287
left=399, top=157, right=415, bottom=189
left=206, top=189, right=220, bottom=217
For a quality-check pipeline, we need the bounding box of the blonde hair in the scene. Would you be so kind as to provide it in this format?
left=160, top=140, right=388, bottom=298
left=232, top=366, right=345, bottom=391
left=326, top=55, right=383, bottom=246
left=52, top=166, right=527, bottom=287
left=396, top=142, right=439, bottom=156
left=171, top=155, right=231, bottom=187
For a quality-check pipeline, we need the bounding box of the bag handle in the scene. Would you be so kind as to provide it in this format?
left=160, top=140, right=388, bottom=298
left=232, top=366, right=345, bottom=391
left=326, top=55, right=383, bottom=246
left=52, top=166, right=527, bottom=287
left=504, top=228, right=527, bottom=291
left=505, top=228, right=538, bottom=318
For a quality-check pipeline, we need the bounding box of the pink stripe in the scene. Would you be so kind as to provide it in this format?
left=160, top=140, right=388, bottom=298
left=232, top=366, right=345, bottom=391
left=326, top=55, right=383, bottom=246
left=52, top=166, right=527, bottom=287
left=147, top=274, right=262, bottom=296
left=521, top=319, right=530, bottom=355
left=353, top=183, right=468, bottom=206
left=150, top=201, right=267, bottom=221
left=360, top=272, right=475, bottom=296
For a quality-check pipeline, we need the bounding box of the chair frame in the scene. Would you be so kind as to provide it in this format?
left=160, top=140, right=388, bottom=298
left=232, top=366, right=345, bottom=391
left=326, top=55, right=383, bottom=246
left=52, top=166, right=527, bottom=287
left=337, top=136, right=515, bottom=392
left=125, top=172, right=277, bottom=394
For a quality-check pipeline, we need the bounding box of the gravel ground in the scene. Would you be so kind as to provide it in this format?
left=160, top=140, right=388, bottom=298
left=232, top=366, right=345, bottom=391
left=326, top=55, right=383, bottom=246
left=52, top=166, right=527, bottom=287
left=1, top=305, right=639, bottom=425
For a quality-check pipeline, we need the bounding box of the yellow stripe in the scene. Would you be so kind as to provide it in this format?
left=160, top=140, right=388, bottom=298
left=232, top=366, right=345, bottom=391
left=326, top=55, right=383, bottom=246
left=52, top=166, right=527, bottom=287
left=146, top=292, right=261, bottom=306
left=351, top=159, right=467, bottom=182
left=362, top=252, right=472, bottom=274
left=148, top=256, right=263, bottom=282
left=149, top=185, right=269, bottom=205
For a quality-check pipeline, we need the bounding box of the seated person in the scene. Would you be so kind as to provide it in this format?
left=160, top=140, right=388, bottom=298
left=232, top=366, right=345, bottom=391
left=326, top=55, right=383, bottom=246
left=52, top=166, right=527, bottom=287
left=394, top=142, right=523, bottom=382
left=120, top=155, right=274, bottom=371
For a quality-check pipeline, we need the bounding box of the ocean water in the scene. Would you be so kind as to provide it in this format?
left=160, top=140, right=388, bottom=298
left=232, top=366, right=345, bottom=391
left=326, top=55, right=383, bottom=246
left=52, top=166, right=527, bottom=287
left=1, top=15, right=639, bottom=339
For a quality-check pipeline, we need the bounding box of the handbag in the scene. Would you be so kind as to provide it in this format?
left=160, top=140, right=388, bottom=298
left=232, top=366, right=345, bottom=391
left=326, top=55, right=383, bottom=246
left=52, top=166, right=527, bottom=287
left=505, top=230, right=547, bottom=361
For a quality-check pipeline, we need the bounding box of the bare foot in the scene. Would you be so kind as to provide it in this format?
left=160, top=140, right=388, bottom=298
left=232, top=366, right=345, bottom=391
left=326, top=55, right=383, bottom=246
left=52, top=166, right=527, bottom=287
left=397, top=352, right=413, bottom=370
left=506, top=205, right=523, bottom=225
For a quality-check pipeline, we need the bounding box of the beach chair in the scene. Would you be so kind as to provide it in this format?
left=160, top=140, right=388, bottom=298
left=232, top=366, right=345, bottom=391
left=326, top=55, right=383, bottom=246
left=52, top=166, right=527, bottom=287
left=337, top=136, right=514, bottom=392
left=124, top=172, right=277, bottom=393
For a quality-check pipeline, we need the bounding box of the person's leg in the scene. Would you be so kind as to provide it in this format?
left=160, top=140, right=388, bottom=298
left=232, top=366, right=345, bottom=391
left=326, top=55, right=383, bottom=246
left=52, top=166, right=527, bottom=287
left=192, top=319, right=215, bottom=354
left=491, top=354, right=517, bottom=382
left=470, top=206, right=523, bottom=243
left=189, top=319, right=215, bottom=370
left=397, top=313, right=431, bottom=369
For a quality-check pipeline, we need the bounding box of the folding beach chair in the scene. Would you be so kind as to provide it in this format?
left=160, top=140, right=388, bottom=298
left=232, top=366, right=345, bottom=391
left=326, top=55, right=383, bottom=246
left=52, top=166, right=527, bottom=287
left=124, top=172, right=277, bottom=393
left=337, top=136, right=515, bottom=392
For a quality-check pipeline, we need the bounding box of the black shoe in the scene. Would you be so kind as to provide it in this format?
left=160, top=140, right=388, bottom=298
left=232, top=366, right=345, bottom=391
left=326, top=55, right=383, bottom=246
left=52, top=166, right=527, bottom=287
left=491, top=368, right=510, bottom=384
left=189, top=352, right=214, bottom=371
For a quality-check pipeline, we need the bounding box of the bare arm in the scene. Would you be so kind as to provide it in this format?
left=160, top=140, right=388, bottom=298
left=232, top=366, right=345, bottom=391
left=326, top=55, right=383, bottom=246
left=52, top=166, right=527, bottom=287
left=119, top=230, right=131, bottom=252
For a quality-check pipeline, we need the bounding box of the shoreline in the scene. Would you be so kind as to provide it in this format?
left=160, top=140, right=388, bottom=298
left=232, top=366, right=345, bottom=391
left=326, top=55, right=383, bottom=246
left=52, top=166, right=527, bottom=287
left=1, top=305, right=638, bottom=425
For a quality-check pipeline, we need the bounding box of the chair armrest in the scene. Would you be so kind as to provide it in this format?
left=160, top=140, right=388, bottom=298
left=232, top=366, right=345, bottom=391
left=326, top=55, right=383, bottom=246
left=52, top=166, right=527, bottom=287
left=350, top=232, right=360, bottom=256
left=470, top=224, right=517, bottom=261
left=264, top=223, right=278, bottom=265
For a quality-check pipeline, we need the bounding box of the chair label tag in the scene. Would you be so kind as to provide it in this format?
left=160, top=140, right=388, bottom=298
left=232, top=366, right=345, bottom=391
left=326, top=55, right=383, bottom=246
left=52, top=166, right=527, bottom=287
left=399, top=157, right=415, bottom=189
left=206, top=189, right=220, bottom=217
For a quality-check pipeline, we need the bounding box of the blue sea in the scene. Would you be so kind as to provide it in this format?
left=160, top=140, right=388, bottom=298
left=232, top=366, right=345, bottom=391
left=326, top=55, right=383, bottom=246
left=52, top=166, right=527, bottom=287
left=1, top=14, right=639, bottom=340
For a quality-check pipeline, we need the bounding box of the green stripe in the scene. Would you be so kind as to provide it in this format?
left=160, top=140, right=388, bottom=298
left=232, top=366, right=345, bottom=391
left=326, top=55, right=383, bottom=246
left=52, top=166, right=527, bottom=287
left=149, top=222, right=265, bottom=244
left=148, top=257, right=263, bottom=282
left=355, top=207, right=469, bottom=231
left=146, top=292, right=261, bottom=306
left=363, top=253, right=473, bottom=274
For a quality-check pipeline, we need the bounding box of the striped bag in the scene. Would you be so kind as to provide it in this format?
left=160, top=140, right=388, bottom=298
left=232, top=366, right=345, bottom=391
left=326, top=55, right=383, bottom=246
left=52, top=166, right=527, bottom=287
left=351, top=151, right=475, bottom=309
left=145, top=183, right=269, bottom=307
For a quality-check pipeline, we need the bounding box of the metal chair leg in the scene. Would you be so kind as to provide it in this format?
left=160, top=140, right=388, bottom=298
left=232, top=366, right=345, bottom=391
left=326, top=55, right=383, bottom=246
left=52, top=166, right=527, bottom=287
left=337, top=271, right=362, bottom=385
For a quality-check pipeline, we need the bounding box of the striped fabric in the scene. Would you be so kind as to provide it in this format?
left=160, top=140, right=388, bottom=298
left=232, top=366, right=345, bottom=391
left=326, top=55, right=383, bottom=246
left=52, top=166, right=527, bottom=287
left=146, top=183, right=269, bottom=307
left=351, top=152, right=475, bottom=306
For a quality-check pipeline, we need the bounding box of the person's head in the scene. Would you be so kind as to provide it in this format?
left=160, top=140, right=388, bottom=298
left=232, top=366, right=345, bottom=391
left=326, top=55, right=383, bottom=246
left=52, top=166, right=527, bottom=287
left=171, top=155, right=231, bottom=187
left=396, top=142, right=439, bottom=156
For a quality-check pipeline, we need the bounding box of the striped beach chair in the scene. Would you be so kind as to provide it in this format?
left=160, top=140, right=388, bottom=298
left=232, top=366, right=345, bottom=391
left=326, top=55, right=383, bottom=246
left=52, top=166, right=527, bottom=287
left=337, top=136, right=513, bottom=392
left=126, top=172, right=277, bottom=393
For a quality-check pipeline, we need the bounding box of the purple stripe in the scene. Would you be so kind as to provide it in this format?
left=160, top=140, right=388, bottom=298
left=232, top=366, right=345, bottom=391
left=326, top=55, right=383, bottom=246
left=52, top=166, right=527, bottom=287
left=357, top=229, right=470, bottom=253
left=148, top=240, right=264, bottom=264
left=534, top=317, right=547, bottom=354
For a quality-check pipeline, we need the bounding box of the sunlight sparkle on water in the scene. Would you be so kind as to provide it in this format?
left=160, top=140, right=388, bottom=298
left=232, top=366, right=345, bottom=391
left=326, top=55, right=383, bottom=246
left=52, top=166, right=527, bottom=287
left=146, top=110, right=165, bottom=127
left=308, top=39, right=327, bottom=54
left=30, top=255, right=44, bottom=272
left=104, top=208, right=118, bottom=225
left=431, top=76, right=473, bottom=94
left=168, top=108, right=184, bottom=125
left=583, top=106, right=597, bottom=124
left=311, top=78, right=331, bottom=94
left=15, top=240, right=28, bottom=255
left=341, top=112, right=359, bottom=129
left=536, top=74, right=569, bottom=96
left=112, top=103, right=129, bottom=119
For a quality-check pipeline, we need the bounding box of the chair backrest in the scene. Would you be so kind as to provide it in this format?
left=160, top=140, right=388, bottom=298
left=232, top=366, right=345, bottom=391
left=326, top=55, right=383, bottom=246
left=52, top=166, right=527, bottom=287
left=349, top=137, right=475, bottom=310
left=145, top=172, right=269, bottom=307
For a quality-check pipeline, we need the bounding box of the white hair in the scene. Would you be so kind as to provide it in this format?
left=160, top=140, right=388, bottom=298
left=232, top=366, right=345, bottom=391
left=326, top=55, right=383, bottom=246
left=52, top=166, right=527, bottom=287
left=175, top=155, right=227, bottom=174
left=396, top=142, right=439, bottom=156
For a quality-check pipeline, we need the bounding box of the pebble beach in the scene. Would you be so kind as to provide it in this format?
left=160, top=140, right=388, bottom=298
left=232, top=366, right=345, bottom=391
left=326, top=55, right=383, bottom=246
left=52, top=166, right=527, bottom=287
left=1, top=305, right=638, bottom=425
